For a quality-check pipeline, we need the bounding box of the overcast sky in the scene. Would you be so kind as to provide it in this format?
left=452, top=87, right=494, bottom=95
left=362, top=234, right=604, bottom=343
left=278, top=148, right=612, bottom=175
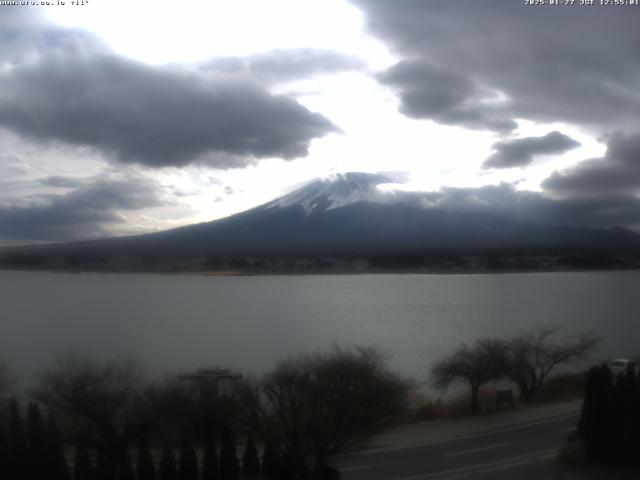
left=1, top=0, right=639, bottom=245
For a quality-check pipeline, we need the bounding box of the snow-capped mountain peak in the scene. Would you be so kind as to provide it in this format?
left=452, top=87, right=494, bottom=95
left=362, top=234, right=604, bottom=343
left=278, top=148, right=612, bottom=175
left=264, top=172, right=397, bottom=215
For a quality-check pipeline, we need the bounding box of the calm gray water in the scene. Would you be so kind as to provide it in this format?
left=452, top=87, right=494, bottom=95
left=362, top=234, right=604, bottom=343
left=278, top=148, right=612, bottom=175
left=1, top=270, right=638, bottom=387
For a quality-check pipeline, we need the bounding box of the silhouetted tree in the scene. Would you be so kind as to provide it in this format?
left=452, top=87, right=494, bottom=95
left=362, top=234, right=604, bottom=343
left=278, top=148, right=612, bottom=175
left=35, top=353, right=181, bottom=467
left=261, top=444, right=279, bottom=480
left=278, top=451, right=297, bottom=480
left=313, top=461, right=341, bottom=480
left=9, top=399, right=28, bottom=478
left=505, top=324, right=600, bottom=402
left=431, top=339, right=508, bottom=414
left=159, top=446, right=178, bottom=480
left=632, top=367, right=640, bottom=466
left=178, top=438, right=199, bottom=480
left=0, top=359, right=13, bottom=398
left=117, top=452, right=135, bottom=480
left=219, top=424, right=240, bottom=480
left=201, top=438, right=218, bottom=480
left=96, top=448, right=117, bottom=480
left=578, top=364, right=617, bottom=463
left=0, top=425, right=10, bottom=477
left=239, top=346, right=409, bottom=476
left=611, top=363, right=637, bottom=464
left=27, top=402, right=48, bottom=479
left=241, top=437, right=260, bottom=479
left=47, top=411, right=71, bottom=480
left=137, top=437, right=157, bottom=480
left=74, top=444, right=95, bottom=480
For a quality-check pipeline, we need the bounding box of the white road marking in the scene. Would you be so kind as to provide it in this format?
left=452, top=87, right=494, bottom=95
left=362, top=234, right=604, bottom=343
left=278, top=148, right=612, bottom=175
left=562, top=427, right=576, bottom=432
left=479, top=451, right=556, bottom=475
left=443, top=442, right=509, bottom=457
left=353, top=411, right=579, bottom=456
left=339, top=465, right=372, bottom=472
left=391, top=447, right=559, bottom=480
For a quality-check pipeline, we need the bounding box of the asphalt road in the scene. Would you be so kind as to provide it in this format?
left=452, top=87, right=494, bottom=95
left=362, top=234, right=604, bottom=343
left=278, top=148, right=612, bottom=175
left=333, top=412, right=580, bottom=480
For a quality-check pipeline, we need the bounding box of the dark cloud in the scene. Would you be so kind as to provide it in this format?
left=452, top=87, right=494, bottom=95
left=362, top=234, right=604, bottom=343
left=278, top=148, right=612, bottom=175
left=351, top=0, right=640, bottom=133
left=0, top=15, right=339, bottom=169
left=483, top=131, right=580, bottom=169
left=605, top=132, right=640, bottom=165
left=422, top=183, right=640, bottom=231
left=203, top=49, right=366, bottom=84
left=0, top=174, right=167, bottom=242
left=0, top=54, right=337, bottom=168
left=379, top=60, right=516, bottom=132
left=543, top=132, right=640, bottom=198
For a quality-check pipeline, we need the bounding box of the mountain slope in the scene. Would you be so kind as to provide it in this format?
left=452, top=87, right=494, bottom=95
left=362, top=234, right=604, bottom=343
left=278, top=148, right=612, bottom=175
left=2, top=173, right=639, bottom=269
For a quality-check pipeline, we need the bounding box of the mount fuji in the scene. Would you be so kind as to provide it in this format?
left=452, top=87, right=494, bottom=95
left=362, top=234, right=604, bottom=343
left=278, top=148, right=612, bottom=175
left=2, top=172, right=639, bottom=270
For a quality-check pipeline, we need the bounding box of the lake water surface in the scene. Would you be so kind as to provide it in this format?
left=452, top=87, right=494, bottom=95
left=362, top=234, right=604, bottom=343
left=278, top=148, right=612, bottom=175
left=1, top=270, right=638, bottom=387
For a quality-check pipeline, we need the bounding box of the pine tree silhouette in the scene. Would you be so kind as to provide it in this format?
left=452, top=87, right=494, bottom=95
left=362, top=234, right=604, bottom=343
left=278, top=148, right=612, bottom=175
left=219, top=425, right=240, bottom=480
left=46, top=411, right=71, bottom=480
left=27, top=402, right=48, bottom=480
left=241, top=437, right=260, bottom=479
left=137, top=437, right=157, bottom=480
left=116, top=452, right=135, bottom=480
left=74, top=444, right=95, bottom=480
left=201, top=437, right=218, bottom=480
left=261, top=444, right=279, bottom=480
left=96, top=448, right=118, bottom=480
left=9, top=399, right=28, bottom=480
left=178, top=438, right=199, bottom=480
left=0, top=425, right=10, bottom=477
left=159, top=445, right=179, bottom=480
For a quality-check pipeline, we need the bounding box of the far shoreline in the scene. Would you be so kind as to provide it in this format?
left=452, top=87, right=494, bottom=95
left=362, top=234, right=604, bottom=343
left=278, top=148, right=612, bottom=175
left=2, top=265, right=640, bottom=277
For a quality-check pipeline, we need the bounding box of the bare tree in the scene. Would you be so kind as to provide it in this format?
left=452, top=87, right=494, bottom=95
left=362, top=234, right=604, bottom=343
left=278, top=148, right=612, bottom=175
left=33, top=353, right=181, bottom=470
left=238, top=345, right=410, bottom=477
left=430, top=338, right=508, bottom=414
left=506, top=323, right=601, bottom=402
left=0, top=358, right=14, bottom=398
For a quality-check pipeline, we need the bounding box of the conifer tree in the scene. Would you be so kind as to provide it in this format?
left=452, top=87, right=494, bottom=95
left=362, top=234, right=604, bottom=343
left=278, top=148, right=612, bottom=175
left=632, top=369, right=640, bottom=466
left=597, top=365, right=616, bottom=464
left=278, top=451, right=296, bottom=480
left=241, top=437, right=260, bottom=479
left=0, top=425, right=10, bottom=477
left=201, top=438, right=218, bottom=480
left=219, top=425, right=240, bottom=480
left=74, top=444, right=95, bottom=480
left=9, top=399, right=28, bottom=479
left=46, top=411, right=71, bottom=480
left=178, top=438, right=199, bottom=480
left=611, top=365, right=634, bottom=463
left=159, top=445, right=178, bottom=480
left=578, top=364, right=617, bottom=463
left=579, top=365, right=604, bottom=462
left=137, top=437, right=157, bottom=480
left=96, top=448, right=118, bottom=480
left=260, top=444, right=279, bottom=480
left=27, top=402, right=48, bottom=479
left=116, top=452, right=135, bottom=480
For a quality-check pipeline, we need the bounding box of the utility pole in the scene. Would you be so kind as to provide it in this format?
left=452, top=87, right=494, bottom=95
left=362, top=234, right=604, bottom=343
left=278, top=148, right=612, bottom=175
left=179, top=367, right=243, bottom=399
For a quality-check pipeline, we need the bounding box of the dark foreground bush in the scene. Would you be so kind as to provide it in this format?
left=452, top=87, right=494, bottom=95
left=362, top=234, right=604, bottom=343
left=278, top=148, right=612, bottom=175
left=578, top=363, right=640, bottom=465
